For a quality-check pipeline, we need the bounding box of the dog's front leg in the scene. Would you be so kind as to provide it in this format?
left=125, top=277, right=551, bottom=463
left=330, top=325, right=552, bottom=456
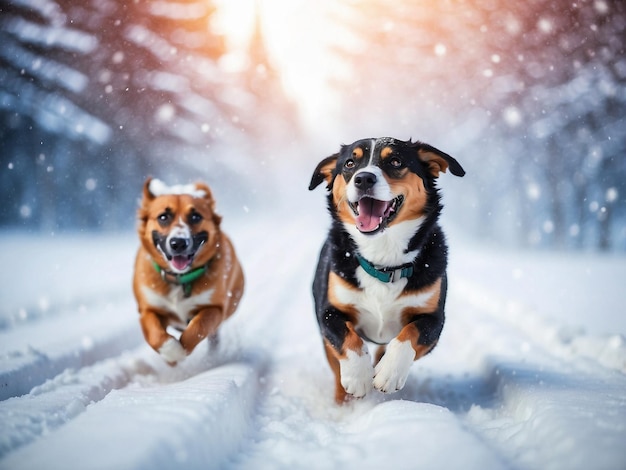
left=322, top=312, right=373, bottom=403
left=373, top=315, right=440, bottom=393
left=139, top=310, right=186, bottom=365
left=180, top=306, right=223, bottom=354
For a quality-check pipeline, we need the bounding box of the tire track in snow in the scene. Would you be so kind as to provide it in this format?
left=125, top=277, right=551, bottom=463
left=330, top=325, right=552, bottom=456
left=228, top=216, right=511, bottom=469
left=0, top=298, right=143, bottom=400
left=0, top=362, right=260, bottom=470
left=0, top=347, right=149, bottom=457
left=0, top=215, right=293, bottom=465
left=0, top=232, right=141, bottom=400
left=454, top=277, right=626, bottom=374
left=443, top=277, right=626, bottom=470
left=4, top=213, right=624, bottom=469
left=0, top=321, right=266, bottom=461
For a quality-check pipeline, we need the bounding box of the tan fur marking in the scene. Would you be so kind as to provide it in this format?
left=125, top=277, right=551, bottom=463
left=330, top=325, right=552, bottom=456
left=331, top=176, right=356, bottom=228
left=380, top=146, right=393, bottom=159
left=396, top=323, right=435, bottom=361
left=328, top=271, right=360, bottom=320
left=374, top=344, right=387, bottom=365
left=400, top=277, right=442, bottom=323
left=352, top=147, right=363, bottom=159
left=319, top=160, right=337, bottom=186
left=323, top=322, right=365, bottom=404
left=324, top=340, right=347, bottom=403
left=342, top=322, right=365, bottom=356
left=387, top=172, right=428, bottom=227
left=418, top=150, right=449, bottom=177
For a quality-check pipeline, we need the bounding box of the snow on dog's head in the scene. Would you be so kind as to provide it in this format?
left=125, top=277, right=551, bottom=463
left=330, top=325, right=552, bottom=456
left=148, top=178, right=207, bottom=199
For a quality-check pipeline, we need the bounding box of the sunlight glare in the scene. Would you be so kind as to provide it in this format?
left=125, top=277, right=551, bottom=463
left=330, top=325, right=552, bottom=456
left=212, top=0, right=256, bottom=48
left=213, top=0, right=341, bottom=133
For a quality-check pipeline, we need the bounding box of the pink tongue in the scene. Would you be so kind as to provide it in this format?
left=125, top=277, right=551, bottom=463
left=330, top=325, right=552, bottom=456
left=171, top=255, right=191, bottom=271
left=356, top=198, right=388, bottom=232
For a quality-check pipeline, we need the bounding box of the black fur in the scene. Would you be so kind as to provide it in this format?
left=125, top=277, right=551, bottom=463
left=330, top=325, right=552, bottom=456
left=312, top=220, right=449, bottom=352
left=310, top=137, right=464, bottom=370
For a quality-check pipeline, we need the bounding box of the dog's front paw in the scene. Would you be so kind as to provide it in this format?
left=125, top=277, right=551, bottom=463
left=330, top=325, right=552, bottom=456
left=340, top=347, right=374, bottom=398
left=373, top=339, right=415, bottom=393
left=158, top=337, right=187, bottom=365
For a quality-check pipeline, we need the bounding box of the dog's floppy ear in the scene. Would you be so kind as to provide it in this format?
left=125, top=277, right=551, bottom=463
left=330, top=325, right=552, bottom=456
left=194, top=182, right=222, bottom=225
left=416, top=142, right=465, bottom=178
left=138, top=177, right=155, bottom=225
left=142, top=177, right=156, bottom=201
left=194, top=182, right=214, bottom=207
left=309, top=154, right=339, bottom=190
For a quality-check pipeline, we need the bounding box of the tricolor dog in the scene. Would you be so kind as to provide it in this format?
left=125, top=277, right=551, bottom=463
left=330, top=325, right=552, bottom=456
left=309, top=137, right=465, bottom=403
left=133, top=178, right=244, bottom=364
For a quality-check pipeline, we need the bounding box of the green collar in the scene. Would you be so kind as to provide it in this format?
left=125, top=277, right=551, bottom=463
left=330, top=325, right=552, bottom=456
left=355, top=254, right=414, bottom=283
left=152, top=260, right=208, bottom=297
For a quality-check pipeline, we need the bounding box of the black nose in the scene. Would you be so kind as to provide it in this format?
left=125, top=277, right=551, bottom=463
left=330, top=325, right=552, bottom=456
left=169, top=237, right=189, bottom=254
left=354, top=172, right=377, bottom=191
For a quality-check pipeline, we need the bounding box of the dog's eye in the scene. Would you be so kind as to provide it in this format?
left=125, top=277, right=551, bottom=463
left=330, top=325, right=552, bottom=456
left=344, top=159, right=355, bottom=169
left=389, top=157, right=403, bottom=168
left=188, top=211, right=203, bottom=225
left=157, top=211, right=172, bottom=227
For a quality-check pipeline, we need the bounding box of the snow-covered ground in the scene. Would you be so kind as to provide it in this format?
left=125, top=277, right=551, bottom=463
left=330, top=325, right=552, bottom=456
left=1, top=200, right=625, bottom=470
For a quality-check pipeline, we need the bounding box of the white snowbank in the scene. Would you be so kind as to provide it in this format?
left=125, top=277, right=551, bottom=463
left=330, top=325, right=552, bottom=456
left=0, top=212, right=625, bottom=470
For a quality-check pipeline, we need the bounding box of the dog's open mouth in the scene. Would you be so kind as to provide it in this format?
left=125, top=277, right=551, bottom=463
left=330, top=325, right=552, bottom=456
left=169, top=254, right=194, bottom=272
left=349, top=195, right=404, bottom=233
left=153, top=230, right=209, bottom=274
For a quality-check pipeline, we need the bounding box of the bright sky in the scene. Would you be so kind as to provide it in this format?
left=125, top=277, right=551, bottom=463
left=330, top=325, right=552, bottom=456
left=212, top=0, right=346, bottom=134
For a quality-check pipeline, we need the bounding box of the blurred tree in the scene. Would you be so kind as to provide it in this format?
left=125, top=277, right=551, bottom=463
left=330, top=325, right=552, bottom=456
left=326, top=0, right=626, bottom=251
left=0, top=0, right=299, bottom=230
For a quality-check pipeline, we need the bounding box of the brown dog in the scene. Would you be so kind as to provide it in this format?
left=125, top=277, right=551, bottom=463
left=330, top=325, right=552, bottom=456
left=133, top=178, right=244, bottom=364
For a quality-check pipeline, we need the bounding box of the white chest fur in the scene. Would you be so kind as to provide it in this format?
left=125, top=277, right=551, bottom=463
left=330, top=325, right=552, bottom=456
left=344, top=218, right=424, bottom=266
left=332, top=269, right=436, bottom=344
left=141, top=285, right=214, bottom=327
